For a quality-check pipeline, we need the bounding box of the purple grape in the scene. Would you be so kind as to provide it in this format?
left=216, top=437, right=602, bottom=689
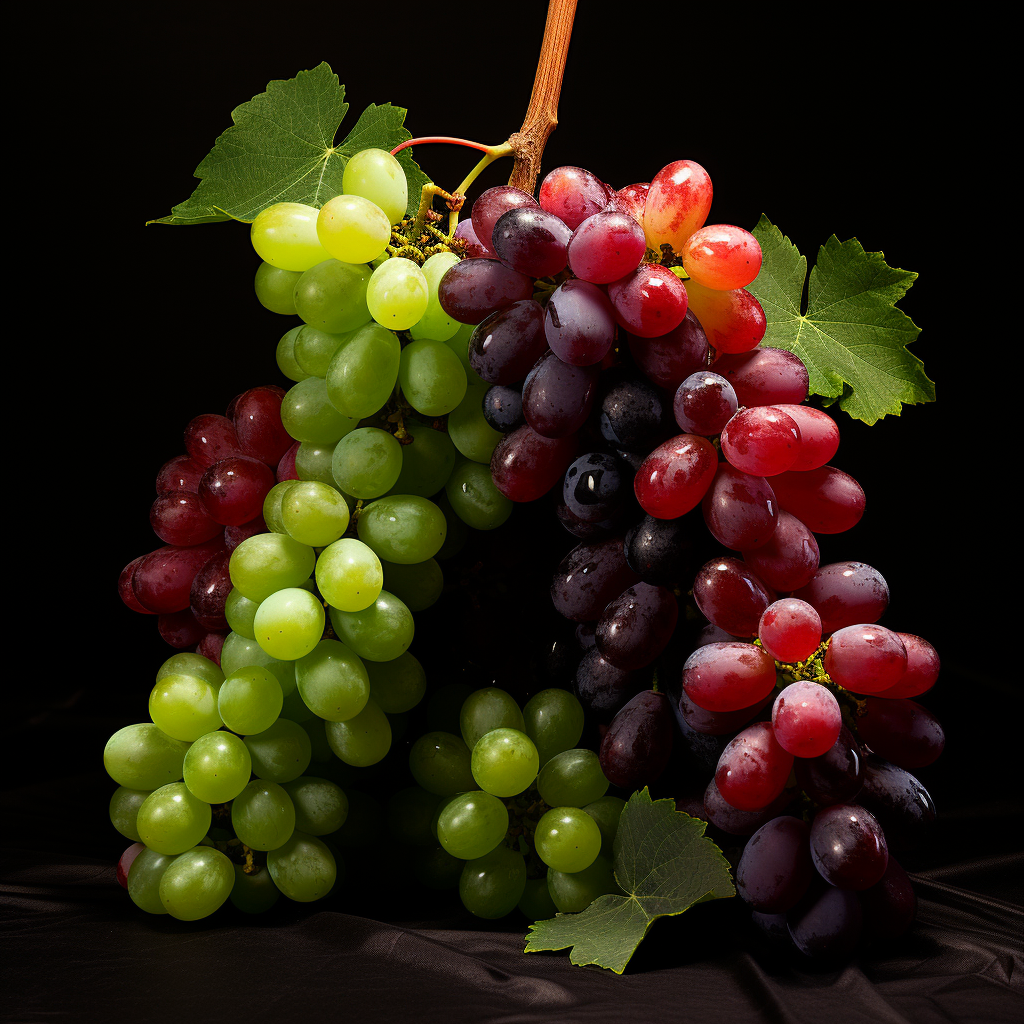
left=673, top=371, right=738, bottom=435
left=471, top=185, right=538, bottom=249
left=671, top=685, right=770, bottom=737
left=624, top=515, right=708, bottom=586
left=736, top=816, right=814, bottom=912
left=567, top=210, right=646, bottom=284
left=701, top=463, right=778, bottom=551
left=544, top=280, right=617, bottom=366
left=861, top=856, right=916, bottom=940
left=522, top=350, right=599, bottom=438
left=574, top=647, right=641, bottom=718
left=468, top=300, right=547, bottom=384
left=703, top=779, right=793, bottom=836
left=595, top=583, right=678, bottom=670
left=598, top=373, right=671, bottom=452
left=482, top=385, right=523, bottom=432
left=857, top=755, right=936, bottom=839
left=562, top=453, right=629, bottom=524
left=438, top=259, right=534, bottom=324
left=786, top=884, right=863, bottom=959
left=550, top=537, right=640, bottom=622
left=628, top=310, right=709, bottom=390
left=795, top=726, right=864, bottom=806
left=810, top=804, right=888, bottom=890
left=599, top=690, right=674, bottom=789
left=491, top=207, right=571, bottom=278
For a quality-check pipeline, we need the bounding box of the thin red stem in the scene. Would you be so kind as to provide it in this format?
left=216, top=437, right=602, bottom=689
left=391, top=137, right=494, bottom=156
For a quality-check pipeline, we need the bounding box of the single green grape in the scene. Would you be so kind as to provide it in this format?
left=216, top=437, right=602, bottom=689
left=519, top=877, right=558, bottom=921
left=448, top=383, right=503, bottom=463
left=229, top=863, right=280, bottom=914
left=534, top=807, right=602, bottom=873
left=136, top=783, right=212, bottom=855
left=156, top=652, right=224, bottom=688
left=295, top=638, right=371, bottom=720
left=460, top=688, right=525, bottom=750
left=408, top=731, right=476, bottom=796
left=437, top=791, right=509, bottom=861
left=228, top=533, right=316, bottom=603
left=127, top=847, right=176, bottom=915
left=380, top=558, right=443, bottom=611
left=109, top=786, right=150, bottom=842
left=445, top=459, right=513, bottom=530
left=148, top=674, right=223, bottom=742
left=386, top=418, right=457, bottom=498
left=343, top=148, right=408, bottom=225
left=367, top=257, right=429, bottom=331
left=471, top=728, right=539, bottom=798
left=386, top=786, right=440, bottom=848
left=459, top=845, right=526, bottom=919
left=408, top=252, right=461, bottom=341
left=182, top=731, right=252, bottom=804
left=251, top=202, right=330, bottom=271
left=315, top=537, right=383, bottom=612
left=282, top=776, right=349, bottom=835
left=277, top=326, right=311, bottom=382
left=253, top=587, right=326, bottom=661
left=325, top=698, right=391, bottom=767
left=328, top=590, right=414, bottom=662
left=357, top=494, right=447, bottom=564
left=224, top=588, right=259, bottom=640
left=217, top=666, right=284, bottom=735
left=293, top=325, right=351, bottom=378
left=523, top=689, right=585, bottom=766
left=104, top=724, right=190, bottom=790
left=547, top=855, right=619, bottom=913
left=159, top=845, right=235, bottom=921
left=281, top=377, right=358, bottom=445
left=231, top=780, right=296, bottom=851
left=317, top=194, right=391, bottom=264
left=398, top=338, right=467, bottom=416
left=332, top=427, right=403, bottom=499
left=243, top=718, right=312, bottom=784
left=536, top=749, right=609, bottom=808
left=295, top=441, right=340, bottom=487
left=366, top=651, right=427, bottom=714
left=254, top=262, right=301, bottom=314
left=262, top=480, right=299, bottom=534
left=445, top=322, right=485, bottom=386
left=219, top=633, right=296, bottom=694
left=324, top=322, right=401, bottom=420
left=293, top=259, right=372, bottom=333
left=432, top=492, right=468, bottom=561
left=267, top=831, right=337, bottom=902
left=281, top=480, right=350, bottom=546
left=583, top=795, right=626, bottom=857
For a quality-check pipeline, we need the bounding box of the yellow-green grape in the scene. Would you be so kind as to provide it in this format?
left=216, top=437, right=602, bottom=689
left=315, top=537, right=383, bottom=612
left=445, top=459, right=513, bottom=530
left=460, top=687, right=524, bottom=750
left=104, top=724, right=190, bottom=791
left=136, top=783, right=212, bottom=855
left=304, top=718, right=334, bottom=763
left=295, top=638, right=370, bottom=722
left=253, top=587, right=326, bottom=661
left=148, top=673, right=223, bottom=742
left=254, top=262, right=302, bottom=314
left=356, top=494, right=447, bottom=564
left=448, top=383, right=503, bottom=463
left=263, top=480, right=298, bottom=534
left=328, top=591, right=414, bottom=662
left=317, top=194, right=391, bottom=264
left=220, top=633, right=296, bottom=695
left=295, top=442, right=339, bottom=487
left=217, top=666, right=284, bottom=735
left=230, top=863, right=281, bottom=914
left=380, top=558, right=443, bottom=611
left=409, top=252, right=461, bottom=341
left=408, top=731, right=477, bottom=796
left=251, top=202, right=331, bottom=271
left=534, top=807, right=602, bottom=873
left=332, top=427, right=403, bottom=499
left=437, top=791, right=509, bottom=860
left=470, top=728, right=540, bottom=798
left=445, top=322, right=486, bottom=386
left=159, top=846, right=235, bottom=921
left=459, top=846, right=527, bottom=918
left=366, top=652, right=427, bottom=714
left=523, top=688, right=585, bottom=766
left=536, top=749, right=609, bottom=808
left=109, top=787, right=150, bottom=842
left=325, top=697, right=392, bottom=766
left=293, top=326, right=351, bottom=378
left=277, top=326, right=311, bottom=382
left=343, top=148, right=408, bottom=224
left=325, top=322, right=401, bottom=419
left=398, top=338, right=468, bottom=416
left=224, top=589, right=259, bottom=640
left=244, top=718, right=312, bottom=783
left=283, top=777, right=349, bottom=835
left=281, top=377, right=358, bottom=445
left=127, top=847, right=176, bottom=915
left=267, top=831, right=337, bottom=902
left=547, top=855, right=619, bottom=913
left=155, top=652, right=223, bottom=688
left=367, top=257, right=429, bottom=330
left=231, top=781, right=296, bottom=851
left=281, top=480, right=350, bottom=547
left=293, top=259, right=372, bottom=333
left=182, top=731, right=252, bottom=804
left=387, top=418, right=457, bottom=498
left=229, top=533, right=316, bottom=603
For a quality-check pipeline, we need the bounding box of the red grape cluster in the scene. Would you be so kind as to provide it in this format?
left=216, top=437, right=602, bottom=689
left=118, top=387, right=297, bottom=659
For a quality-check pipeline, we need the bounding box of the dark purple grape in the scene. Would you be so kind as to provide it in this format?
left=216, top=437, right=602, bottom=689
left=438, top=259, right=534, bottom=325
left=471, top=185, right=538, bottom=249
left=786, top=884, right=863, bottom=959
left=795, top=726, right=864, bottom=806
left=550, top=537, right=641, bottom=622
left=492, top=207, right=571, bottom=278
left=575, top=622, right=596, bottom=649
left=751, top=912, right=792, bottom=948
left=595, top=583, right=678, bottom=670
left=627, top=310, right=710, bottom=390
left=563, top=453, right=629, bottom=524
left=491, top=426, right=578, bottom=503
left=599, top=690, right=674, bottom=788
left=701, top=464, right=778, bottom=551
left=674, top=371, right=738, bottom=435
left=574, top=648, right=641, bottom=718
left=482, top=385, right=523, bottom=432
left=736, top=817, right=814, bottom=912
left=861, top=856, right=916, bottom=940
left=671, top=685, right=770, bottom=736
left=522, top=350, right=599, bottom=438
left=857, top=755, right=936, bottom=838
left=624, top=515, right=707, bottom=586
left=544, top=279, right=617, bottom=366
left=857, top=698, right=945, bottom=770
left=703, top=779, right=793, bottom=836
left=468, top=300, right=547, bottom=385
left=597, top=374, right=671, bottom=453
left=675, top=718, right=729, bottom=777
left=810, top=803, right=888, bottom=890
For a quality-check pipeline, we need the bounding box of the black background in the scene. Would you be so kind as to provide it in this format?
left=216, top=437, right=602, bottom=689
left=7, top=4, right=1019, bottom=1022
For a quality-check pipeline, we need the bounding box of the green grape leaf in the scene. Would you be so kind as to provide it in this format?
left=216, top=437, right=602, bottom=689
left=152, top=62, right=428, bottom=226
left=524, top=788, right=734, bottom=974
left=748, top=215, right=934, bottom=425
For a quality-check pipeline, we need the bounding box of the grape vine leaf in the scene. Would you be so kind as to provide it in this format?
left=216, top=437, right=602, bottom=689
left=151, top=62, right=428, bottom=226
left=748, top=215, right=934, bottom=425
left=524, top=789, right=734, bottom=974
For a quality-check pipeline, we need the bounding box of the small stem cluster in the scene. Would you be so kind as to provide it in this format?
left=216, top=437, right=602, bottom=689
left=771, top=640, right=867, bottom=734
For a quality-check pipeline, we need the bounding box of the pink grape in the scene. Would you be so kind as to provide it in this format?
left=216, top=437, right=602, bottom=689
left=184, top=414, right=242, bottom=468
left=567, top=210, right=646, bottom=283
left=117, top=843, right=145, bottom=888
left=156, top=455, right=204, bottom=495
left=693, top=558, right=774, bottom=637
left=715, top=721, right=794, bottom=811
left=720, top=406, right=802, bottom=477
left=857, top=698, right=945, bottom=769
left=539, top=166, right=612, bottom=230
left=685, top=281, right=766, bottom=355
left=643, top=159, right=713, bottom=252
left=771, top=466, right=866, bottom=534
left=674, top=371, right=738, bottom=435
left=877, top=634, right=940, bottom=699
left=792, top=561, right=888, bottom=635
left=149, top=491, right=223, bottom=546
left=198, top=456, right=276, bottom=527
left=609, top=182, right=649, bottom=223
left=742, top=511, right=820, bottom=592
left=701, top=463, right=778, bottom=551
left=824, top=625, right=908, bottom=694
left=628, top=310, right=710, bottom=390
left=471, top=185, right=538, bottom=249
left=772, top=681, right=841, bottom=758
left=682, top=641, right=777, bottom=712
left=713, top=348, right=809, bottom=406
left=681, top=224, right=762, bottom=290
left=775, top=405, right=840, bottom=471
left=758, top=598, right=822, bottom=663
left=608, top=264, right=688, bottom=338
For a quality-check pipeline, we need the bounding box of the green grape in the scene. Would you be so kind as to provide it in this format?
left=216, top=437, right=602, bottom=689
left=519, top=876, right=558, bottom=921
left=295, top=442, right=339, bottom=487
left=315, top=538, right=383, bottom=612
left=328, top=590, right=414, bottom=662
left=317, top=194, right=391, bottom=264
left=534, top=807, right=602, bottom=873
left=295, top=638, right=370, bottom=720
left=251, top=202, right=330, bottom=271
left=282, top=776, right=348, bottom=835
left=408, top=731, right=476, bottom=796
left=159, top=846, right=235, bottom=921
left=437, top=791, right=509, bottom=860
left=332, top=427, right=403, bottom=499
left=254, top=262, right=301, bottom=314
left=136, top=783, right=212, bottom=855
left=282, top=480, right=350, bottom=546
left=398, top=338, right=467, bottom=416
left=416, top=845, right=464, bottom=890
left=547, top=855, right=619, bottom=913
left=523, top=688, right=585, bottom=766
left=425, top=683, right=474, bottom=734
left=267, top=831, right=337, bottom=902
left=219, top=633, right=296, bottom=694
left=380, top=558, right=443, bottom=611
left=218, top=666, right=284, bottom=735
left=294, top=325, right=350, bottom=378
left=127, top=847, right=176, bottom=915
left=445, top=322, right=485, bottom=386
left=324, top=322, right=401, bottom=419
left=293, top=259, right=372, bottom=333
left=243, top=718, right=313, bottom=784
left=536, top=749, right=609, bottom=808
left=253, top=587, right=325, bottom=661
left=408, top=252, right=461, bottom=341
left=262, top=480, right=298, bottom=534
left=448, top=383, right=503, bottom=463
left=470, top=728, right=539, bottom=798
left=156, top=652, right=223, bottom=688
left=387, top=418, right=456, bottom=498
left=104, top=724, right=190, bottom=790
left=445, top=459, right=513, bottom=530
left=459, top=845, right=526, bottom=919
left=228, top=533, right=316, bottom=603
left=276, top=326, right=311, bottom=382
left=182, top=731, right=252, bottom=804
left=231, top=780, right=296, bottom=851
left=148, top=674, right=222, bottom=742
left=303, top=717, right=334, bottom=763
left=224, top=588, right=259, bottom=640
left=357, top=494, right=447, bottom=564
left=229, top=863, right=280, bottom=914
left=460, top=688, right=525, bottom=750
left=366, top=651, right=427, bottom=713
left=281, top=377, right=358, bottom=445
left=109, top=786, right=150, bottom=842
left=325, top=698, right=391, bottom=766
left=433, top=492, right=468, bottom=560
left=343, top=148, right=408, bottom=224
left=367, top=257, right=428, bottom=330
left=386, top=786, right=440, bottom=847
left=584, top=795, right=626, bottom=857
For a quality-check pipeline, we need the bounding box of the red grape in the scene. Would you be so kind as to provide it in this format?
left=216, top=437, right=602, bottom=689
left=758, top=598, right=822, bottom=663
left=634, top=434, right=718, bottom=519
left=701, top=463, right=778, bottom=551
left=674, top=371, right=737, bottom=435
left=491, top=425, right=578, bottom=502
left=770, top=466, right=866, bottom=534
left=742, top=511, right=820, bottom=592
left=568, top=210, right=646, bottom=283
left=539, top=166, right=612, bottom=230
left=184, top=414, right=242, bottom=468
left=824, top=625, right=907, bottom=693
left=792, top=561, right=888, bottom=635
left=716, top=721, right=793, bottom=811
left=682, top=641, right=777, bottom=712
left=198, top=457, right=275, bottom=527
left=876, top=634, right=940, bottom=699
left=772, top=681, right=841, bottom=758
left=149, top=491, right=222, bottom=546
left=693, top=558, right=774, bottom=637
left=608, top=264, right=688, bottom=338
left=714, top=348, right=809, bottom=406
left=685, top=281, right=766, bottom=354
